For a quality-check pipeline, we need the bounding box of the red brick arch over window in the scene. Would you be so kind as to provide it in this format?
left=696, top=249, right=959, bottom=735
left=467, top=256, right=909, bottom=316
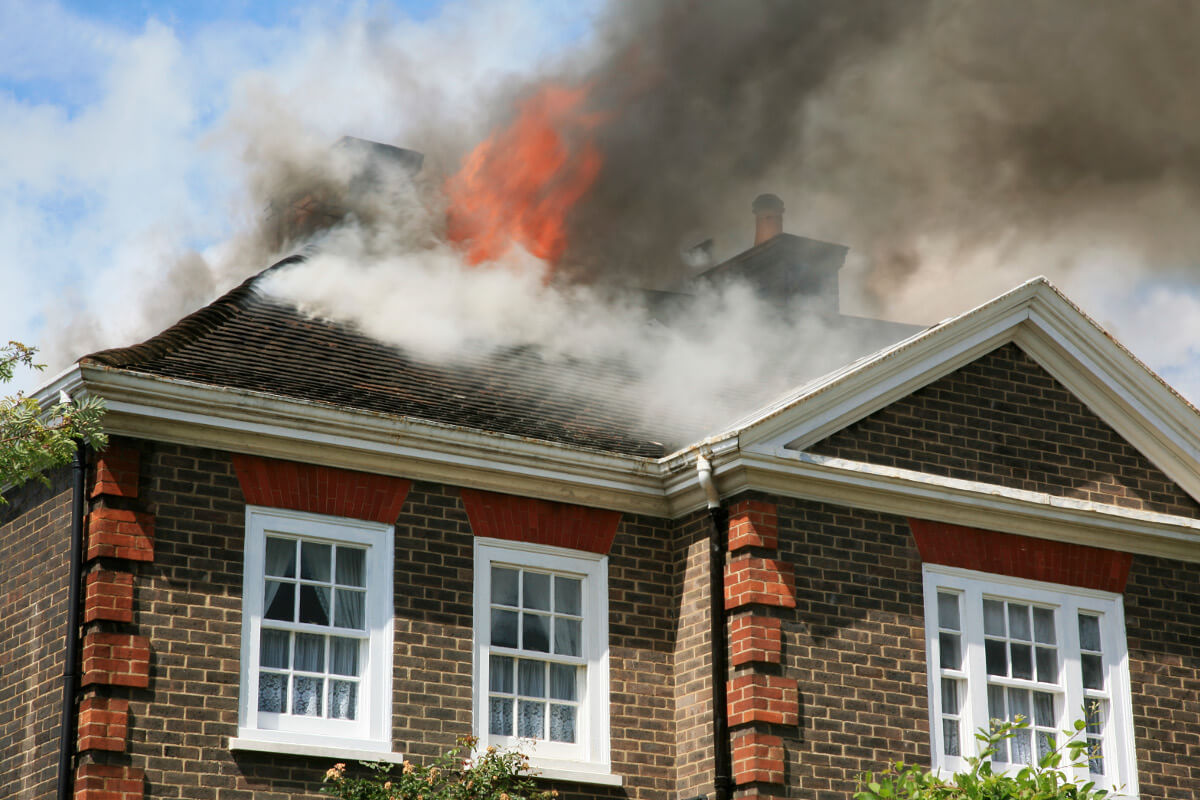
left=908, top=519, right=1132, bottom=593
left=232, top=454, right=411, bottom=524
left=460, top=489, right=621, bottom=554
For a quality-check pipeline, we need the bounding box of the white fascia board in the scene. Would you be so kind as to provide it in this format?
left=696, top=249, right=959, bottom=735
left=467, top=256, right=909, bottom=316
left=726, top=446, right=1200, bottom=563
left=748, top=304, right=1034, bottom=451
left=80, top=366, right=672, bottom=516
left=1017, top=298, right=1200, bottom=501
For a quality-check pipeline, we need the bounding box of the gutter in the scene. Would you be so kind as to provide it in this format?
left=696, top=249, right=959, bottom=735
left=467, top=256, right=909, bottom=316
left=56, top=441, right=86, bottom=800
left=696, top=453, right=732, bottom=800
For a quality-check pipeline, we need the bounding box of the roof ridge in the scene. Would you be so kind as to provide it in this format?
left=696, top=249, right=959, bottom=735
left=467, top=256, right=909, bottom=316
left=82, top=255, right=306, bottom=368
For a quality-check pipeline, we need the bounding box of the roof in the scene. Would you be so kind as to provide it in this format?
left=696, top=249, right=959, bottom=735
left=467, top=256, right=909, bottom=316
left=84, top=258, right=673, bottom=458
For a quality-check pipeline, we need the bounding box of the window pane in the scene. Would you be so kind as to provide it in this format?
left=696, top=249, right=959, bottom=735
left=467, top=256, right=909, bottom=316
left=330, top=637, right=359, bottom=676
left=258, top=672, right=286, bottom=713
left=518, top=700, right=545, bottom=739
left=941, top=678, right=959, bottom=714
left=1033, top=691, right=1055, bottom=727
left=987, top=684, right=1006, bottom=722
left=939, top=632, right=961, bottom=670
left=295, top=633, right=325, bottom=672
left=1011, top=643, right=1033, bottom=680
left=983, top=599, right=1006, bottom=636
left=1011, top=728, right=1032, bottom=765
left=489, top=697, right=513, bottom=736
left=518, top=660, right=545, bottom=697
left=1009, top=688, right=1030, bottom=720
left=555, top=618, right=581, bottom=657
left=490, top=655, right=514, bottom=693
left=1079, top=614, right=1102, bottom=652
left=260, top=629, right=290, bottom=668
left=1081, top=653, right=1104, bottom=690
left=523, top=613, right=550, bottom=652
left=334, top=588, right=365, bottom=629
left=1085, top=699, right=1105, bottom=734
left=985, top=639, right=1008, bottom=676
left=300, top=541, right=331, bottom=581
left=1088, top=739, right=1104, bottom=775
left=1033, top=607, right=1056, bottom=644
left=265, top=537, right=296, bottom=577
left=299, top=585, right=330, bottom=625
left=264, top=581, right=294, bottom=621
left=336, top=547, right=365, bottom=587
left=293, top=676, right=323, bottom=716
left=1035, top=646, right=1057, bottom=683
left=551, top=663, right=577, bottom=701
left=937, top=592, right=960, bottom=631
left=1008, top=604, right=1031, bottom=641
left=492, top=567, right=519, bottom=607
left=491, top=609, right=518, bottom=648
left=1037, top=732, right=1055, bottom=761
left=550, top=704, right=576, bottom=743
left=556, top=577, right=582, bottom=616
left=330, top=680, right=357, bottom=720
left=523, top=572, right=551, bottom=611
left=943, top=718, right=960, bottom=757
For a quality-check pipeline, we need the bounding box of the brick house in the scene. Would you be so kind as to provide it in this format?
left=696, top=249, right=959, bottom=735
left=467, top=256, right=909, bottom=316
left=4, top=235, right=1200, bottom=800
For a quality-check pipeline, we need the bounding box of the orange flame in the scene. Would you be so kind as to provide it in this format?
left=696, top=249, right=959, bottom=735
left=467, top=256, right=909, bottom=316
left=446, top=85, right=603, bottom=267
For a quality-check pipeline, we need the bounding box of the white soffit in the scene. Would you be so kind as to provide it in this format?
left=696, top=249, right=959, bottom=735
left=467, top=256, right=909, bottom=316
left=734, top=277, right=1200, bottom=505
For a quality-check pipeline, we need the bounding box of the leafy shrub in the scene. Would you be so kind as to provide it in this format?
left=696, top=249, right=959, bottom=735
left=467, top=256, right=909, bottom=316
left=321, top=735, right=556, bottom=800
left=855, top=718, right=1115, bottom=800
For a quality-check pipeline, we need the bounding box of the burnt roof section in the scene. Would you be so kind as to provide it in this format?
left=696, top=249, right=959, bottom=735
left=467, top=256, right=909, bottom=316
left=84, top=257, right=672, bottom=458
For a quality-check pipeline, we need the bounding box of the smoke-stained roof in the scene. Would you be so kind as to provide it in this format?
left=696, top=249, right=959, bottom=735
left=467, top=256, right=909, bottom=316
left=84, top=257, right=672, bottom=458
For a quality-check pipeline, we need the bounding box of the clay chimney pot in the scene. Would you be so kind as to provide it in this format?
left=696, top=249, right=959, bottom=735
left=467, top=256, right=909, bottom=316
left=752, top=193, right=785, bottom=245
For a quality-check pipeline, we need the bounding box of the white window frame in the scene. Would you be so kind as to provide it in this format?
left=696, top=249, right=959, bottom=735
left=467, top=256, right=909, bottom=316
left=473, top=537, right=616, bottom=784
left=923, top=564, right=1138, bottom=798
left=231, top=506, right=397, bottom=760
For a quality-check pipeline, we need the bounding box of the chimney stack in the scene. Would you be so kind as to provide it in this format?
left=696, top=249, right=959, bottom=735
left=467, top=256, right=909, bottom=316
left=752, top=193, right=784, bottom=246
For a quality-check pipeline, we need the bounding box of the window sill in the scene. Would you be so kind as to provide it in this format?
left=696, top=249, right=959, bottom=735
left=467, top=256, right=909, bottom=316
left=530, top=761, right=623, bottom=787
left=229, top=735, right=404, bottom=764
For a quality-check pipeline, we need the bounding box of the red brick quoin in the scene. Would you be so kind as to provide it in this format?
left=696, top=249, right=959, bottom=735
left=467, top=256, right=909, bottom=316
left=84, top=571, right=134, bottom=623
left=725, top=557, right=796, bottom=610
left=728, top=499, right=778, bottom=551
left=732, top=731, right=785, bottom=785
left=232, top=454, right=412, bottom=524
left=90, top=439, right=141, bottom=499
left=730, top=614, right=782, bottom=666
left=75, top=763, right=144, bottom=800
left=461, top=489, right=621, bottom=554
left=78, top=697, right=129, bottom=752
left=727, top=674, right=799, bottom=727
left=909, top=519, right=1133, bottom=593
left=87, top=508, right=154, bottom=562
left=81, top=633, right=150, bottom=688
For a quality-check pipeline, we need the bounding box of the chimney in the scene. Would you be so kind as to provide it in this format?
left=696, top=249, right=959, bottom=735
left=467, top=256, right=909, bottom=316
left=752, top=193, right=784, bottom=245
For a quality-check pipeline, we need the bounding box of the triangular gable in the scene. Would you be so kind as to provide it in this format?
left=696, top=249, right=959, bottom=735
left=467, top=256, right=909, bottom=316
left=736, top=278, right=1200, bottom=508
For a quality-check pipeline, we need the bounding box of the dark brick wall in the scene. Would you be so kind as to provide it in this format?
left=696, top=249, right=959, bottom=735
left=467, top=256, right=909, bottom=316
left=808, top=343, right=1200, bottom=518
left=119, top=442, right=682, bottom=799
left=0, top=468, right=72, bottom=800
left=1125, top=554, right=1200, bottom=799
left=771, top=495, right=929, bottom=799
left=671, top=510, right=715, bottom=800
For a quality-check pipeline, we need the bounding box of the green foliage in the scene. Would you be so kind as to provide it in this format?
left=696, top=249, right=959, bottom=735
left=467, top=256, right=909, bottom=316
left=1, top=342, right=106, bottom=500
left=321, top=736, right=556, bottom=800
left=855, top=718, right=1113, bottom=800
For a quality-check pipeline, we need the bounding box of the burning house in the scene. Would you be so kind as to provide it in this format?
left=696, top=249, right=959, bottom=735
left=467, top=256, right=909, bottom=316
left=6, top=43, right=1200, bottom=799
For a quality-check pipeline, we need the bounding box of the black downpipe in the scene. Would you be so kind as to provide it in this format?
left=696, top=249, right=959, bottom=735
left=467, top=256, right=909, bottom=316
left=56, top=442, right=86, bottom=800
left=708, top=504, right=732, bottom=800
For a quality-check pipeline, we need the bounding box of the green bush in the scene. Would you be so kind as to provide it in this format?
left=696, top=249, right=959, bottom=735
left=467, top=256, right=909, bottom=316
left=321, top=736, right=555, bottom=800
left=855, top=718, right=1114, bottom=800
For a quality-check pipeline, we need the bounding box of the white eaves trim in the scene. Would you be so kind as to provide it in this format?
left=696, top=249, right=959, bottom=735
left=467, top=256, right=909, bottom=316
left=78, top=364, right=671, bottom=516
left=734, top=446, right=1200, bottom=563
